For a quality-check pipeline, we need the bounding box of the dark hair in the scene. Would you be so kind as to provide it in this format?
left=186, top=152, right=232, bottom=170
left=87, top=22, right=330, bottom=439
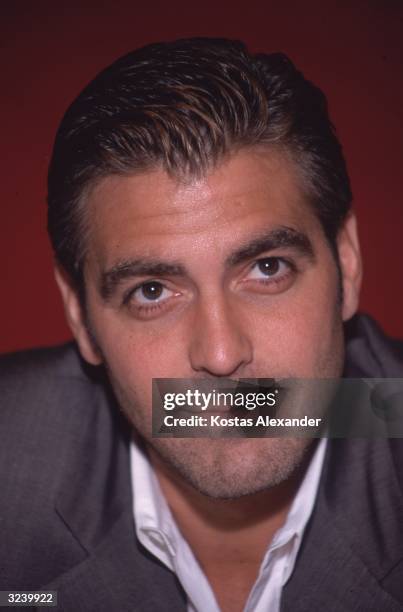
left=47, top=37, right=352, bottom=288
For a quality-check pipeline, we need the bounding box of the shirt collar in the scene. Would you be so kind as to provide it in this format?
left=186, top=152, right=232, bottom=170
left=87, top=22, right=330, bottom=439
left=130, top=441, right=178, bottom=567
left=266, top=437, right=328, bottom=583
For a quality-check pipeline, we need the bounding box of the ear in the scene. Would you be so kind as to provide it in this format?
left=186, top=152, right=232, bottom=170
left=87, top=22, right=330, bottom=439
left=337, top=212, right=363, bottom=322
left=54, top=262, right=103, bottom=365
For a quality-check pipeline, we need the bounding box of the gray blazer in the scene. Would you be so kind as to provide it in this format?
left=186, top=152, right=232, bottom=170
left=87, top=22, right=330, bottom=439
left=1, top=314, right=403, bottom=611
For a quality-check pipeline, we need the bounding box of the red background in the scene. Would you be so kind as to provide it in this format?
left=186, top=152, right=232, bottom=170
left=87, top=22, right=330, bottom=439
left=1, top=0, right=403, bottom=354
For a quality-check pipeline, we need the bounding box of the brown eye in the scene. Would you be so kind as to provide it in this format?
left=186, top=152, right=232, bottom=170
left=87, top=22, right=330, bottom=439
left=244, top=257, right=294, bottom=290
left=129, top=280, right=174, bottom=306
left=257, top=258, right=280, bottom=276
left=124, top=279, right=182, bottom=319
left=140, top=281, right=164, bottom=301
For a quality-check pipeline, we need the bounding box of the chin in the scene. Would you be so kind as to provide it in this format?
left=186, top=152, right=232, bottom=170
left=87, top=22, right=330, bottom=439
left=150, top=436, right=313, bottom=499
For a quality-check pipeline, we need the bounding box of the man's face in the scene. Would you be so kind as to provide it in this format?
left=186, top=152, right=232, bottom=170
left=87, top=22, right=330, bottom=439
left=58, top=147, right=361, bottom=498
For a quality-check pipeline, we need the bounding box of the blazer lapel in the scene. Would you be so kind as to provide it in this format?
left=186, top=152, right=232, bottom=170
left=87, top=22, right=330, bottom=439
left=47, top=377, right=186, bottom=611
left=281, top=494, right=403, bottom=611
left=282, top=438, right=403, bottom=611
left=45, top=510, right=187, bottom=612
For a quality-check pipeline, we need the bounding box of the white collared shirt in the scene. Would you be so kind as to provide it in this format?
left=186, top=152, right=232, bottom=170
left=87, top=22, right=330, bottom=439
left=130, top=437, right=327, bottom=612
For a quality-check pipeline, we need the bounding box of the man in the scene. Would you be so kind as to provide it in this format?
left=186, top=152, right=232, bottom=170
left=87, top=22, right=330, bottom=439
left=1, top=38, right=403, bottom=611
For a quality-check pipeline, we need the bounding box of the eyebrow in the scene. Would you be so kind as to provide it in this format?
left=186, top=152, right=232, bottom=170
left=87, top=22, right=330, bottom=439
left=226, top=226, right=315, bottom=267
left=99, top=226, right=315, bottom=300
left=100, top=260, right=186, bottom=300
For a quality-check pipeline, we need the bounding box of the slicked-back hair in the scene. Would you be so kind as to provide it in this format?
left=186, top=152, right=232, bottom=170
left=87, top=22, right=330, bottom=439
left=47, top=37, right=352, bottom=289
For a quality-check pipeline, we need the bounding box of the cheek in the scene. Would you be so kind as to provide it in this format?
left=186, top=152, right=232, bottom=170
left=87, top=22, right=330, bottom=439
left=90, top=308, right=190, bottom=402
left=102, top=333, right=180, bottom=381
left=250, top=271, right=344, bottom=376
left=279, top=310, right=343, bottom=375
left=99, top=337, right=164, bottom=432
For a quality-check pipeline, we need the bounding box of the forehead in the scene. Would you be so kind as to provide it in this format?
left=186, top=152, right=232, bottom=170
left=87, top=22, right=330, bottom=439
left=85, top=147, right=321, bottom=267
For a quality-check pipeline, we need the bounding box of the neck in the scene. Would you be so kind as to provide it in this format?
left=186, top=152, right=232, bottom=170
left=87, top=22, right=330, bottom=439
left=148, top=444, right=313, bottom=565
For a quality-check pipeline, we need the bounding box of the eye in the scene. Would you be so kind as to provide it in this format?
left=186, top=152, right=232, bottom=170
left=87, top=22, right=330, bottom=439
left=241, top=256, right=296, bottom=294
left=131, top=281, right=174, bottom=305
left=123, top=280, right=184, bottom=320
left=247, top=257, right=290, bottom=280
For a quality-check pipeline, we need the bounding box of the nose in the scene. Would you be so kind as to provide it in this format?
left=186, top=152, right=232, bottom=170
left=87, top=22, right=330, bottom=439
left=188, top=295, right=253, bottom=377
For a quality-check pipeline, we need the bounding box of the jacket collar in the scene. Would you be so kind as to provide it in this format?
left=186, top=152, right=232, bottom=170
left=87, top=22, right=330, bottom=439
left=50, top=355, right=186, bottom=611
left=283, top=314, right=403, bottom=610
